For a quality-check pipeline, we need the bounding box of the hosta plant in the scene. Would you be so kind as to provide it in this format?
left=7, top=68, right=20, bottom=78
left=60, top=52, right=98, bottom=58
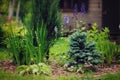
left=68, top=31, right=102, bottom=67
left=16, top=63, right=51, bottom=76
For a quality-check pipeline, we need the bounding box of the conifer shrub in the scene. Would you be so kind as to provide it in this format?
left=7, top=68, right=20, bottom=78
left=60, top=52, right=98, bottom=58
left=68, top=31, right=102, bottom=66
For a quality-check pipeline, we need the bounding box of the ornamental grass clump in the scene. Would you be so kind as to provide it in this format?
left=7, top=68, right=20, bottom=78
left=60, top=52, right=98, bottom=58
left=31, top=0, right=62, bottom=60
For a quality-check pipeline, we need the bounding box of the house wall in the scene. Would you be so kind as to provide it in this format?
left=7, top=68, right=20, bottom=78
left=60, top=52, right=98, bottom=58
left=62, top=0, right=102, bottom=28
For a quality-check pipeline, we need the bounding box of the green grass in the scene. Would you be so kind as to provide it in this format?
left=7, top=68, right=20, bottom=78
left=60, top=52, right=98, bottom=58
left=50, top=37, right=69, bottom=56
left=0, top=70, right=91, bottom=80
left=50, top=37, right=69, bottom=65
left=0, top=70, right=51, bottom=80
left=98, top=71, right=120, bottom=80
left=1, top=69, right=120, bottom=80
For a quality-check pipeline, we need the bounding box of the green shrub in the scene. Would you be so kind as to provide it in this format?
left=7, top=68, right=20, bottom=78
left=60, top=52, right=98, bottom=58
left=68, top=31, right=102, bottom=66
left=87, top=23, right=120, bottom=64
left=2, top=21, right=28, bottom=65
left=0, top=48, right=12, bottom=60
left=3, top=20, right=48, bottom=65
left=2, top=21, right=26, bottom=37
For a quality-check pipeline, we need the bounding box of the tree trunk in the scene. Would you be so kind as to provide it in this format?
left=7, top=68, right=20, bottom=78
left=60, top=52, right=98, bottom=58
left=16, top=0, right=21, bottom=22
left=8, top=0, right=15, bottom=21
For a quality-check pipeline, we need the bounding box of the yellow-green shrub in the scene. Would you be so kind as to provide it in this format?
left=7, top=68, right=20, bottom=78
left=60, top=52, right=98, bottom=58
left=2, top=21, right=27, bottom=37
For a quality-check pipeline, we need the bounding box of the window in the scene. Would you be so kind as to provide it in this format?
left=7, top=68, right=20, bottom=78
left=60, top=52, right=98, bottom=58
left=59, top=0, right=89, bottom=12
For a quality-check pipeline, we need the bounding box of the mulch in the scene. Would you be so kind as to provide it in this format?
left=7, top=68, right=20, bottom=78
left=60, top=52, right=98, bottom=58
left=0, top=60, right=16, bottom=73
left=0, top=60, right=120, bottom=77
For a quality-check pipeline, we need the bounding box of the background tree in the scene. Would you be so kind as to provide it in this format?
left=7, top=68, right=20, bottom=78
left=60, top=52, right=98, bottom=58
left=15, top=0, right=21, bottom=22
left=8, top=0, right=16, bottom=21
left=15, top=0, right=31, bottom=22
left=0, top=0, right=9, bottom=14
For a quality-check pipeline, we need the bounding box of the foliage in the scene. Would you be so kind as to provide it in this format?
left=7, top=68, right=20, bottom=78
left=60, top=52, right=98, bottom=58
left=0, top=69, right=51, bottom=80
left=1, top=69, right=120, bottom=80
left=50, top=37, right=69, bottom=66
left=0, top=48, right=12, bottom=60
left=2, top=20, right=48, bottom=65
left=0, top=15, right=8, bottom=46
left=0, top=69, right=95, bottom=80
left=87, top=23, right=120, bottom=64
left=0, top=0, right=9, bottom=14
left=99, top=71, right=120, bottom=80
left=18, top=0, right=32, bottom=20
left=31, top=0, right=62, bottom=59
left=114, top=45, right=120, bottom=63
left=0, top=27, right=4, bottom=46
left=1, top=21, right=28, bottom=65
left=2, top=21, right=27, bottom=37
left=35, top=22, right=48, bottom=62
left=68, top=31, right=102, bottom=66
left=24, top=20, right=48, bottom=63
left=16, top=63, right=51, bottom=76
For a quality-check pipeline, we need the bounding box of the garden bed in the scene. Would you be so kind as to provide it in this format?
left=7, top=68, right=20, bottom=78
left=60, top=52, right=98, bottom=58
left=0, top=60, right=120, bottom=78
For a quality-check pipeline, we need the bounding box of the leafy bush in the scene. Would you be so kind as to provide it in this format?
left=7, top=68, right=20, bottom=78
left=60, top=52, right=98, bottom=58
left=1, top=21, right=29, bottom=65
left=87, top=23, right=120, bottom=64
left=0, top=48, right=12, bottom=60
left=2, top=20, right=48, bottom=65
left=2, top=21, right=26, bottom=37
left=16, top=63, right=51, bottom=76
left=68, top=31, right=102, bottom=66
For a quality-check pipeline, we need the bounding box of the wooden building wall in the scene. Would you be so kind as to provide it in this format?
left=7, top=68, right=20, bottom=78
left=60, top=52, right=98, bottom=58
left=62, top=0, right=102, bottom=27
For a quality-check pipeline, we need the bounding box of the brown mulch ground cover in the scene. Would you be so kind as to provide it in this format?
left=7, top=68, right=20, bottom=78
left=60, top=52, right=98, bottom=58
left=0, top=60, right=120, bottom=77
left=0, top=60, right=16, bottom=73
